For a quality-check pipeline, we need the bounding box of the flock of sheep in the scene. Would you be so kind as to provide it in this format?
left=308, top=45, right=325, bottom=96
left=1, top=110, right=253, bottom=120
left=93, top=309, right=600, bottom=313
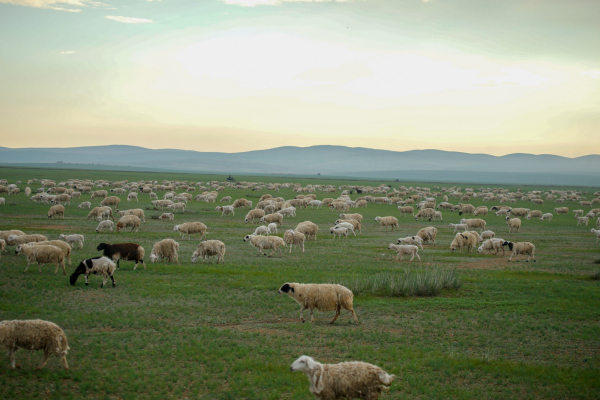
left=1, top=177, right=599, bottom=398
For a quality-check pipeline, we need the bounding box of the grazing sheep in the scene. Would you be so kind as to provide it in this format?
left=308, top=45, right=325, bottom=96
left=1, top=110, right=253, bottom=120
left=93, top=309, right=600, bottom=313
left=388, top=244, right=420, bottom=262
left=97, top=242, right=146, bottom=270
left=78, top=201, right=91, bottom=209
left=334, top=222, right=356, bottom=236
left=458, top=204, right=475, bottom=215
left=58, top=234, right=84, bottom=250
left=591, top=228, right=600, bottom=243
left=398, top=206, right=414, bottom=217
left=480, top=230, right=496, bottom=240
left=6, top=234, right=48, bottom=246
left=0, top=229, right=25, bottom=242
left=232, top=198, right=252, bottom=210
left=278, top=207, right=297, bottom=218
left=47, top=204, right=65, bottom=219
left=339, top=213, right=363, bottom=224
left=397, top=236, right=423, bottom=251
left=95, top=220, right=114, bottom=233
left=414, top=208, right=435, bottom=221
left=449, top=232, right=477, bottom=253
left=220, top=196, right=232, bottom=203
left=290, top=355, right=394, bottom=400
left=508, top=208, right=529, bottom=218
left=503, top=241, right=536, bottom=262
left=149, top=239, right=180, bottom=264
left=473, top=206, right=488, bottom=216
left=100, top=196, right=120, bottom=208
left=267, top=223, right=278, bottom=235
left=416, top=227, right=437, bottom=245
left=308, top=200, right=323, bottom=209
left=27, top=240, right=72, bottom=265
left=261, top=213, right=284, bottom=226
left=296, top=221, right=319, bottom=241
left=167, top=202, right=186, bottom=213
left=478, top=238, right=506, bottom=255
left=0, top=319, right=70, bottom=370
left=278, top=283, right=358, bottom=324
left=116, top=208, right=146, bottom=222
left=335, top=219, right=362, bottom=234
left=15, top=244, right=66, bottom=274
left=526, top=210, right=543, bottom=220
left=252, top=225, right=271, bottom=236
left=191, top=240, right=226, bottom=264
left=374, top=216, right=399, bottom=231
left=573, top=209, right=584, bottom=217
left=116, top=215, right=141, bottom=233
left=283, top=230, right=305, bottom=253
left=459, top=218, right=486, bottom=232
left=328, top=201, right=350, bottom=212
left=151, top=199, right=174, bottom=210
left=127, top=192, right=138, bottom=202
left=173, top=222, right=207, bottom=240
left=554, top=207, right=569, bottom=214
left=244, top=234, right=286, bottom=257
left=159, top=213, right=175, bottom=221
left=69, top=256, right=116, bottom=288
left=449, top=223, right=468, bottom=233
left=576, top=216, right=589, bottom=226
left=245, top=209, right=265, bottom=224
left=506, top=217, right=522, bottom=233
left=431, top=211, right=443, bottom=221
left=215, top=205, right=235, bottom=216
left=540, top=213, right=553, bottom=221
left=330, top=226, right=349, bottom=239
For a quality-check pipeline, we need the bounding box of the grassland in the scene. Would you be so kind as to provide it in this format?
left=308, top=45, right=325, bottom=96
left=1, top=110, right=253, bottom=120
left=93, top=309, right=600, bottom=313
left=0, top=166, right=599, bottom=399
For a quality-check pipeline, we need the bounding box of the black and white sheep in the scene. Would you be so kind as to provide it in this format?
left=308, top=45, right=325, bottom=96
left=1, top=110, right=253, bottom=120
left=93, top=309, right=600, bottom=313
left=503, top=241, right=536, bottom=262
left=278, top=283, right=358, bottom=324
left=70, top=256, right=116, bottom=287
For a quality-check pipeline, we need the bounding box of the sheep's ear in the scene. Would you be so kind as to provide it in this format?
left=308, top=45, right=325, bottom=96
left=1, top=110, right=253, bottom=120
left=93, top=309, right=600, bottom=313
left=84, top=259, right=93, bottom=269
left=305, top=356, right=317, bottom=371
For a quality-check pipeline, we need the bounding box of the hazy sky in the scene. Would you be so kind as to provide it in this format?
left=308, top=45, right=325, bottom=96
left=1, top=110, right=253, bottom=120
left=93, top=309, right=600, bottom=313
left=1, top=0, right=599, bottom=156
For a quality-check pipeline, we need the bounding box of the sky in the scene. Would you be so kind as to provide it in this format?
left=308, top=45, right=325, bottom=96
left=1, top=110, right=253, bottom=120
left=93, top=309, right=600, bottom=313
left=0, top=0, right=599, bottom=157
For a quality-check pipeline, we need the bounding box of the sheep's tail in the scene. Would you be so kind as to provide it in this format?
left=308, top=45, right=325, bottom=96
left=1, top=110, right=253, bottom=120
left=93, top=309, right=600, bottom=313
left=379, top=372, right=395, bottom=386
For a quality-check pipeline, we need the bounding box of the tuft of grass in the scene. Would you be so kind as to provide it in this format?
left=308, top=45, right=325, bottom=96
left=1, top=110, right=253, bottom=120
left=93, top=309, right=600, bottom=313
left=333, top=267, right=462, bottom=297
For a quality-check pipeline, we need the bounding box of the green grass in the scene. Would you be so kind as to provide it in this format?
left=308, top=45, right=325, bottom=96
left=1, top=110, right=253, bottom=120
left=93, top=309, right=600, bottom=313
left=0, top=166, right=599, bottom=399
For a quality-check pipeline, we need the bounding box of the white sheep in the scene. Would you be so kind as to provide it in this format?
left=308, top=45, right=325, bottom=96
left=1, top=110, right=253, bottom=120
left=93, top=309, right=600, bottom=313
left=591, top=228, right=600, bottom=243
left=252, top=225, right=271, bottom=236
left=333, top=222, right=356, bottom=236
left=374, top=216, right=399, bottom=231
left=290, top=355, right=394, bottom=400
left=480, top=230, right=496, bottom=240
left=173, top=222, right=207, bottom=240
left=540, top=213, right=553, bottom=221
left=503, top=241, right=536, bottom=262
left=192, top=240, right=226, bottom=264
left=330, top=226, right=349, bottom=239
left=215, top=205, right=235, bottom=216
left=450, top=232, right=477, bottom=253
left=278, top=206, right=297, bottom=218
left=576, top=216, right=589, bottom=226
left=396, top=236, right=423, bottom=251
left=506, top=217, right=522, bottom=233
left=15, top=244, right=66, bottom=274
left=459, top=218, right=486, bottom=232
left=244, top=234, right=285, bottom=257
left=127, top=192, right=138, bottom=202
left=477, top=238, right=506, bottom=255
left=449, top=223, right=468, bottom=233
left=278, top=283, right=358, bottom=324
left=0, top=319, right=70, bottom=370
left=245, top=209, right=265, bottom=224
left=387, top=244, right=420, bottom=262
left=296, top=221, right=319, bottom=241
left=308, top=200, right=323, bottom=209
left=116, top=215, right=141, bottom=233
left=150, top=239, right=180, bottom=264
left=167, top=202, right=186, bottom=213
left=78, top=201, right=91, bottom=209
left=159, top=213, right=174, bottom=221
left=335, top=219, right=362, bottom=234
left=59, top=234, right=84, bottom=249
left=267, top=223, right=278, bottom=235
left=96, top=220, right=114, bottom=233
left=283, top=230, right=305, bottom=253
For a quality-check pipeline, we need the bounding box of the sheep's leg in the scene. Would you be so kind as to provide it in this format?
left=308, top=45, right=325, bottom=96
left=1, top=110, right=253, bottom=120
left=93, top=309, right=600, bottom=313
left=310, top=308, right=315, bottom=323
left=61, top=260, right=66, bottom=275
left=37, top=350, right=50, bottom=370
left=348, top=308, right=359, bottom=323
left=299, top=306, right=307, bottom=322
left=409, top=253, right=415, bottom=262
left=278, top=247, right=283, bottom=258
left=85, top=275, right=89, bottom=286
left=329, top=306, right=341, bottom=324
left=8, top=348, right=18, bottom=369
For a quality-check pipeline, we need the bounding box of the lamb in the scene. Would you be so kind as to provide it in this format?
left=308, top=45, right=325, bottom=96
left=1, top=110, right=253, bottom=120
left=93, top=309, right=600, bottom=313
left=278, top=283, right=358, bottom=324
left=374, top=216, right=399, bottom=231
left=503, top=241, right=536, bottom=262
left=459, top=218, right=486, bottom=232
left=339, top=213, right=363, bottom=224
left=335, top=219, right=362, bottom=234
left=215, top=205, right=235, bottom=216
left=540, top=213, right=553, bottom=221
left=159, top=213, right=174, bottom=221
left=245, top=209, right=265, bottom=224
left=47, top=204, right=65, bottom=219
left=244, top=234, right=286, bottom=257
left=388, top=244, right=420, bottom=261
left=15, top=244, right=66, bottom=274
left=416, top=226, right=437, bottom=245
left=333, top=222, right=356, bottom=236
left=192, top=240, right=226, bottom=263
left=260, top=213, right=284, bottom=226
left=116, top=215, right=141, bottom=233
left=290, top=355, right=394, bottom=400
left=100, top=196, right=121, bottom=208
left=296, top=221, right=319, bottom=241
left=414, top=208, right=435, bottom=221
left=591, top=228, right=600, bottom=243
left=267, top=223, right=278, bottom=235
left=0, top=319, right=70, bottom=370
left=398, top=206, right=414, bottom=217
left=449, top=231, right=478, bottom=253
left=477, top=238, right=506, bottom=255
left=252, top=225, right=271, bottom=236
left=554, top=207, right=569, bottom=214
left=6, top=234, right=48, bottom=246
left=330, top=226, right=349, bottom=239
left=526, top=210, right=543, bottom=220
left=481, top=230, right=496, bottom=240
left=278, top=207, right=297, bottom=218
left=69, top=256, right=116, bottom=287
left=116, top=208, right=146, bottom=222
left=449, top=223, right=468, bottom=233
left=506, top=217, right=522, bottom=233
left=173, top=222, right=207, bottom=240
left=97, top=242, right=146, bottom=270
left=78, top=201, right=91, bottom=209
left=149, top=239, right=180, bottom=264
left=576, top=216, right=589, bottom=226
left=0, top=229, right=25, bottom=242
left=95, top=220, right=114, bottom=233
left=397, top=236, right=423, bottom=251
left=283, top=230, right=305, bottom=253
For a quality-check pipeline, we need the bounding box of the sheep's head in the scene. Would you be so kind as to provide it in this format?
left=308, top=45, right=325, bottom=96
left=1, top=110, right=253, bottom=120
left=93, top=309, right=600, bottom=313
left=278, top=283, right=295, bottom=294
left=291, top=355, right=318, bottom=373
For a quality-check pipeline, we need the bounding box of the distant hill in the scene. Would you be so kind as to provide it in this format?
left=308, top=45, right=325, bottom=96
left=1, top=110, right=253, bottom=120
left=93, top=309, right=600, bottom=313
left=0, top=145, right=598, bottom=186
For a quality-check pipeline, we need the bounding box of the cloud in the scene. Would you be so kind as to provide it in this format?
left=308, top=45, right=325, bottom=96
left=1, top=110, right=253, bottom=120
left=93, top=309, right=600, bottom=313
left=59, top=50, right=76, bottom=54
left=0, top=0, right=109, bottom=12
left=220, top=0, right=354, bottom=6
left=104, top=15, right=154, bottom=24
left=580, top=71, right=600, bottom=79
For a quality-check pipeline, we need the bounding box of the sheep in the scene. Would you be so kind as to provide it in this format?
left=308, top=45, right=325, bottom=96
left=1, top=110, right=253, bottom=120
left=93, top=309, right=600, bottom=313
left=260, top=213, right=283, bottom=226
left=540, top=213, right=553, bottom=221
left=97, top=242, right=146, bottom=270
left=554, top=207, right=569, bottom=214
left=69, top=256, right=116, bottom=288
left=127, top=192, right=138, bottom=202
left=150, top=239, right=180, bottom=264
left=308, top=200, right=323, bottom=209
left=0, top=239, right=4, bottom=258
left=573, top=209, right=584, bottom=217
left=335, top=219, right=362, bottom=234
left=330, top=226, right=349, bottom=239
left=173, top=222, right=207, bottom=240
left=159, top=213, right=175, bottom=221
left=526, top=210, right=543, bottom=220
left=416, top=226, right=437, bottom=245
left=414, top=208, right=435, bottom=221
left=290, top=355, right=394, bottom=400
left=397, top=236, right=423, bottom=251
left=100, top=196, right=120, bottom=208
left=0, top=229, right=25, bottom=242
left=278, top=283, right=358, bottom=324
left=57, top=234, right=84, bottom=250
left=339, top=213, right=363, bottom=224
left=244, top=234, right=286, bottom=257
left=95, top=220, right=114, bottom=233
left=252, top=225, right=271, bottom=236
left=477, top=238, right=506, bottom=255
left=374, top=216, right=399, bottom=231
left=458, top=204, right=475, bottom=215
left=508, top=208, right=529, bottom=218
left=50, top=194, right=71, bottom=206
left=192, top=240, right=226, bottom=264
left=334, top=222, right=356, bottom=236
left=459, top=218, right=486, bottom=232
left=47, top=204, right=65, bottom=219
left=503, top=241, right=536, bottom=262
left=267, top=223, right=278, bottom=235
left=449, top=223, right=468, bottom=233
left=481, top=230, right=496, bottom=240
left=151, top=199, right=174, bottom=210
left=283, top=230, right=305, bottom=253
left=431, top=210, right=443, bottom=221
left=0, top=319, right=70, bottom=370
left=576, top=216, right=589, bottom=226
left=116, top=208, right=146, bottom=222
left=78, top=201, right=91, bottom=209
left=220, top=196, right=232, bottom=203
left=232, top=198, right=252, bottom=210
left=166, top=202, right=186, bottom=213
left=116, top=215, right=141, bottom=233
left=591, top=228, right=600, bottom=243
left=15, top=244, right=66, bottom=274
left=450, top=232, right=478, bottom=253
left=215, top=205, right=235, bottom=216
left=296, top=221, right=319, bottom=241
left=506, top=217, right=522, bottom=233
left=328, top=201, right=350, bottom=212
left=473, top=206, right=488, bottom=216
left=6, top=234, right=48, bottom=246
left=245, top=209, right=265, bottom=224
left=278, top=207, right=296, bottom=218
left=397, top=206, right=414, bottom=217
left=388, top=244, right=420, bottom=262
left=26, top=240, right=72, bottom=265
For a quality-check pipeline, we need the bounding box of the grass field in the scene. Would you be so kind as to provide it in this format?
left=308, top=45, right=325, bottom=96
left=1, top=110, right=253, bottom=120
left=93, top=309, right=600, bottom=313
left=1, top=166, right=599, bottom=399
